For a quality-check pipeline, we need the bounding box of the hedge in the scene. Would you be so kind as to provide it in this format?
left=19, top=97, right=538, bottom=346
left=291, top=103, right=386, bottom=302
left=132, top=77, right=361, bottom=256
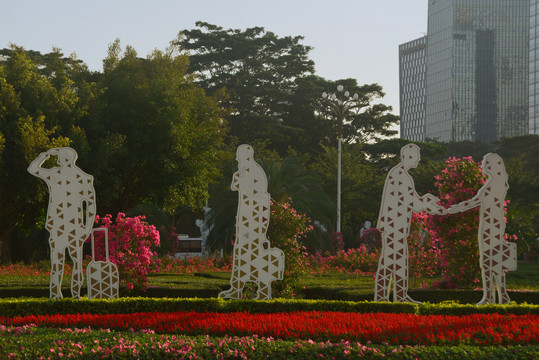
left=0, top=297, right=537, bottom=317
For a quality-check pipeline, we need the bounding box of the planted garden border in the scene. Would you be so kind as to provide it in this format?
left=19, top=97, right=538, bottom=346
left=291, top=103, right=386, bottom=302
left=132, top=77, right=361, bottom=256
left=1, top=297, right=538, bottom=317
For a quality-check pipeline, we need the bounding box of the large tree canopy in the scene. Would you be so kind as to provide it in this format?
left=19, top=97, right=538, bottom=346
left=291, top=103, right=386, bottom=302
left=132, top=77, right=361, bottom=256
left=84, top=40, right=228, bottom=214
left=173, top=21, right=315, bottom=148
left=0, top=43, right=228, bottom=263
left=0, top=47, right=87, bottom=262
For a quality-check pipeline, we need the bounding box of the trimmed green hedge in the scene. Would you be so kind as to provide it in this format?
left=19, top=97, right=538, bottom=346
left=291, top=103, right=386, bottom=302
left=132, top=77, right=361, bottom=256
left=302, top=287, right=539, bottom=304
left=0, top=297, right=537, bottom=317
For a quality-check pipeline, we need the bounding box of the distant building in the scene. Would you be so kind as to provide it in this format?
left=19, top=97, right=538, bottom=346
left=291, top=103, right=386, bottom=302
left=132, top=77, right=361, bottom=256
left=400, top=0, right=530, bottom=142
left=399, top=36, right=427, bottom=142
left=530, top=0, right=539, bottom=134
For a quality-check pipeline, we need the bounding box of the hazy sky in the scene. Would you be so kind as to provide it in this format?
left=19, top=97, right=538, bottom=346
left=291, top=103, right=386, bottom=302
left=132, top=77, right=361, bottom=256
left=1, top=0, right=428, bottom=114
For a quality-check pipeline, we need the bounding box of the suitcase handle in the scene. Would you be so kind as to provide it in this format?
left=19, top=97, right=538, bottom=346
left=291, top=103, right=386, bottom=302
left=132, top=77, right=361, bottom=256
left=91, top=227, right=110, bottom=262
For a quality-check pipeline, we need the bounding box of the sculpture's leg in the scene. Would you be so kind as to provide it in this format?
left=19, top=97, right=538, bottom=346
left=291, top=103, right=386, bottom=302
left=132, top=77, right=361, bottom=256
left=68, top=242, right=83, bottom=299
left=255, top=281, right=272, bottom=300
left=218, top=245, right=244, bottom=299
left=374, top=256, right=391, bottom=302
left=477, top=268, right=495, bottom=305
left=476, top=265, right=489, bottom=304
left=393, top=246, right=420, bottom=304
left=496, top=273, right=511, bottom=304
left=49, top=243, right=65, bottom=300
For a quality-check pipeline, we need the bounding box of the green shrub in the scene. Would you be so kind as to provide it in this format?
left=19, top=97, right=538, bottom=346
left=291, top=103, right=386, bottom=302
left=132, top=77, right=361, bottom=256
left=1, top=327, right=537, bottom=360
left=1, top=297, right=537, bottom=317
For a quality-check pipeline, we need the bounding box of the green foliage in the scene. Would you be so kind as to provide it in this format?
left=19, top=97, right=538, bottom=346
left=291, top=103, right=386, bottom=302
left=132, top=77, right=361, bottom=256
left=1, top=328, right=536, bottom=359
left=260, top=155, right=334, bottom=248
left=317, top=79, right=399, bottom=145
left=83, top=40, right=227, bottom=214
left=1, top=296, right=537, bottom=317
left=0, top=46, right=91, bottom=262
left=267, top=200, right=312, bottom=298
left=311, top=143, right=386, bottom=246
left=497, top=135, right=539, bottom=259
left=174, top=22, right=315, bottom=149
left=206, top=150, right=333, bottom=252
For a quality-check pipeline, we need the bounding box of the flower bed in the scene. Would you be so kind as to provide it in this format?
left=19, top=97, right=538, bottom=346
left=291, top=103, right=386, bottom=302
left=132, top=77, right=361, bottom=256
left=2, top=311, right=537, bottom=345
left=156, top=255, right=232, bottom=274
left=1, top=325, right=536, bottom=360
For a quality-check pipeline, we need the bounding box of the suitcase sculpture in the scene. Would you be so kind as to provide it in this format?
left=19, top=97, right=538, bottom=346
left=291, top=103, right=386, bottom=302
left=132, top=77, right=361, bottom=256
left=87, top=227, right=119, bottom=299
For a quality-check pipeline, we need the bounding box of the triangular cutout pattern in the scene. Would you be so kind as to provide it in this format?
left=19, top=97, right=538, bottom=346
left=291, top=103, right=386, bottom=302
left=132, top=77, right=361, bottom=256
left=219, top=144, right=285, bottom=300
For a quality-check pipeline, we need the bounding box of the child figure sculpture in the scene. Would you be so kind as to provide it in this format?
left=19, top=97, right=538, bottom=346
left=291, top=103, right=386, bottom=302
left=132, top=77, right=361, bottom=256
left=219, top=144, right=284, bottom=300
left=28, top=147, right=96, bottom=299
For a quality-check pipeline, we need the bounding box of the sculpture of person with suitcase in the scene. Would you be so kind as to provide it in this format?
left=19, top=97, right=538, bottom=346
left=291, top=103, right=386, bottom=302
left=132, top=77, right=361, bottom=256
left=28, top=147, right=96, bottom=299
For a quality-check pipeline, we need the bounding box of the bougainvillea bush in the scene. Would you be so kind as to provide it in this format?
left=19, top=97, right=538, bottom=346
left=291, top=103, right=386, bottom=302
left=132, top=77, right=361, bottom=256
left=89, top=213, right=160, bottom=292
left=408, top=157, right=517, bottom=289
left=267, top=199, right=312, bottom=298
left=429, top=157, right=487, bottom=288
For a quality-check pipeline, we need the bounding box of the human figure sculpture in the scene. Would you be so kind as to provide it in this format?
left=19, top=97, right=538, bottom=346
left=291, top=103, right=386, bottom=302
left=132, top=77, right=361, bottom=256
left=374, top=144, right=446, bottom=303
left=195, top=205, right=213, bottom=255
left=218, top=144, right=284, bottom=300
left=28, top=147, right=96, bottom=299
left=448, top=153, right=516, bottom=304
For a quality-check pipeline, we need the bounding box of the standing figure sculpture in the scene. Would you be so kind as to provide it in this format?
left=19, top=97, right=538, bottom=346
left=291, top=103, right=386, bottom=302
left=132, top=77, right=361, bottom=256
left=374, top=144, right=446, bottom=303
left=28, top=147, right=96, bottom=299
left=449, top=153, right=516, bottom=304
left=218, top=144, right=284, bottom=300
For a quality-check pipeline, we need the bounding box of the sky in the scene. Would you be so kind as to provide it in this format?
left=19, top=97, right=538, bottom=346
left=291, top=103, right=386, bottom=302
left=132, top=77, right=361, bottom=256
left=0, top=0, right=428, bottom=115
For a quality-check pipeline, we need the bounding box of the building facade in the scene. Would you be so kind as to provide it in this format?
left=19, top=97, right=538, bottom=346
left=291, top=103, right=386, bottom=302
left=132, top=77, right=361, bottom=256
left=530, top=0, right=539, bottom=134
left=400, top=0, right=530, bottom=142
left=399, top=36, right=427, bottom=141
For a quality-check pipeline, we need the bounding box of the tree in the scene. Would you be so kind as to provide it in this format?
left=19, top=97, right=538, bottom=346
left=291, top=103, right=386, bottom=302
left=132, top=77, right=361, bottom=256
left=206, top=147, right=334, bottom=252
left=173, top=22, right=315, bottom=149
left=496, top=135, right=539, bottom=259
left=317, top=78, right=399, bottom=146
left=82, top=41, right=227, bottom=215
left=0, top=46, right=89, bottom=263
left=311, top=143, right=385, bottom=248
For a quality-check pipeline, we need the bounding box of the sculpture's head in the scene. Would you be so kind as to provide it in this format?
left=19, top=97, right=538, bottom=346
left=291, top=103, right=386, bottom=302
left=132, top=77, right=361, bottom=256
left=236, top=144, right=254, bottom=169
left=57, top=147, right=78, bottom=166
left=482, top=153, right=507, bottom=180
left=401, top=143, right=420, bottom=169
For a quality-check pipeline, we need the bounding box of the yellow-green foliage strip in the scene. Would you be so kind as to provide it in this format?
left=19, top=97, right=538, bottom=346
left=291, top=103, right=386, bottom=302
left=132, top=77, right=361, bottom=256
left=0, top=297, right=537, bottom=317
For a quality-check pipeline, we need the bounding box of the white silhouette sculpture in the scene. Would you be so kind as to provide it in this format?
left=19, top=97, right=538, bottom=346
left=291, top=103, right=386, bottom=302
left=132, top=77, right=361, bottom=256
left=28, top=147, right=96, bottom=299
left=219, top=144, right=285, bottom=300
left=374, top=144, right=446, bottom=303
left=360, top=220, right=372, bottom=238
left=195, top=205, right=213, bottom=255
left=448, top=153, right=516, bottom=304
left=87, top=227, right=119, bottom=299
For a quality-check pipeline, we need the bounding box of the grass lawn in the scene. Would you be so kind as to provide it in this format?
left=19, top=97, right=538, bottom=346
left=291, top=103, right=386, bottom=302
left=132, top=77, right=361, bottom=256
left=0, top=261, right=537, bottom=303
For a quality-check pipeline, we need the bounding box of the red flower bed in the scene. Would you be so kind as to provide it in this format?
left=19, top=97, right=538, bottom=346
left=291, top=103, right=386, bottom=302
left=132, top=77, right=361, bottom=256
left=1, top=311, right=537, bottom=345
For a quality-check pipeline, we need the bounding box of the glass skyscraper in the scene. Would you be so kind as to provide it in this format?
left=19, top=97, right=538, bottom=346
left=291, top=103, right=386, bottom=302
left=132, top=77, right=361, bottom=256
left=530, top=0, right=539, bottom=134
left=399, top=36, right=427, bottom=141
left=400, top=0, right=530, bottom=142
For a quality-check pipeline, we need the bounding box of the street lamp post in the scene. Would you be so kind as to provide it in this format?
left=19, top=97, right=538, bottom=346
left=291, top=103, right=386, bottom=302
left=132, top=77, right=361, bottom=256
left=321, top=85, right=362, bottom=236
